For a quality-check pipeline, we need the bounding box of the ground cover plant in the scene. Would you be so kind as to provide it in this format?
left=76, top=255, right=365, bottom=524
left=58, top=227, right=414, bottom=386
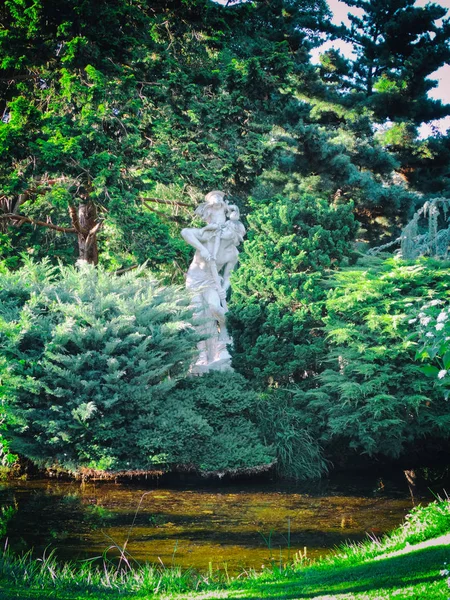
left=0, top=499, right=448, bottom=599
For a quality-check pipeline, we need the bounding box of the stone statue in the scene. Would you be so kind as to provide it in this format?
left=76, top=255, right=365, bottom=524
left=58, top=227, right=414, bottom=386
left=181, top=191, right=245, bottom=373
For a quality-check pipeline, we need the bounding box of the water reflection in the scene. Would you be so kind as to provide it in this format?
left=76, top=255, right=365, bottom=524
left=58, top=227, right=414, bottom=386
left=0, top=474, right=440, bottom=572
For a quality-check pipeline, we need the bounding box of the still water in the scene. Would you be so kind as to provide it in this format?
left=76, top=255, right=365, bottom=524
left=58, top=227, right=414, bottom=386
left=0, top=473, right=439, bottom=572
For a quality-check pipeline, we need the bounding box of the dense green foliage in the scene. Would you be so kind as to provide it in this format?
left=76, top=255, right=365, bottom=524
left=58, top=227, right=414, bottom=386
left=228, top=192, right=357, bottom=386
left=2, top=0, right=448, bottom=268
left=147, top=372, right=274, bottom=473
left=290, top=257, right=450, bottom=467
left=321, top=0, right=450, bottom=201
left=0, top=260, right=271, bottom=473
left=254, top=388, right=329, bottom=479
left=414, top=297, right=450, bottom=400
left=0, top=260, right=197, bottom=471
left=335, top=0, right=450, bottom=123
left=1, top=0, right=450, bottom=478
left=0, top=0, right=332, bottom=270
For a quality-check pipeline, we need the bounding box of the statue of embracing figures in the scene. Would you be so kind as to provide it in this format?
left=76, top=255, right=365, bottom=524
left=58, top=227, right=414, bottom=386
left=181, top=190, right=245, bottom=373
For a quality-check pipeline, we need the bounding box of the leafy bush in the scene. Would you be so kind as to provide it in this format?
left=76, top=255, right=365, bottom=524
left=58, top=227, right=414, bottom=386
left=0, top=259, right=199, bottom=472
left=228, top=192, right=358, bottom=386
left=412, top=298, right=450, bottom=398
left=227, top=191, right=357, bottom=477
left=162, top=372, right=274, bottom=473
left=255, top=389, right=328, bottom=479
left=297, top=256, right=450, bottom=462
left=0, top=259, right=272, bottom=474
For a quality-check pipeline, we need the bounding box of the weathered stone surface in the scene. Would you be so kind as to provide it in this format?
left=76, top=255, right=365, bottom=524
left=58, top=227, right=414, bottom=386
left=181, top=191, right=245, bottom=373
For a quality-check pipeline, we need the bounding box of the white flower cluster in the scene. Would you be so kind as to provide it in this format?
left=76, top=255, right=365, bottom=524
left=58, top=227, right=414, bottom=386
left=440, top=562, right=450, bottom=592
left=419, top=303, right=449, bottom=335
left=411, top=299, right=450, bottom=384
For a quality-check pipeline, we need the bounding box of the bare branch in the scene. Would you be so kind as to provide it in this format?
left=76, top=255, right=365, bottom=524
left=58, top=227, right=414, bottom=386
left=136, top=81, right=163, bottom=86
left=142, top=201, right=184, bottom=221
left=3, top=178, right=70, bottom=214
left=0, top=73, right=41, bottom=82
left=141, top=196, right=193, bottom=208
left=114, top=264, right=139, bottom=275
left=0, top=213, right=77, bottom=233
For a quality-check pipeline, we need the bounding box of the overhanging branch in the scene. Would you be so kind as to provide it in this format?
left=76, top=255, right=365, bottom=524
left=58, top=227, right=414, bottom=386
left=0, top=213, right=77, bottom=233
left=141, top=197, right=193, bottom=208
left=142, top=201, right=183, bottom=221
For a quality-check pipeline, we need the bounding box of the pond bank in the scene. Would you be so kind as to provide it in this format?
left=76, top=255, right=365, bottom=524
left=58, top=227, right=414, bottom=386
left=0, top=471, right=434, bottom=571
left=0, top=499, right=449, bottom=600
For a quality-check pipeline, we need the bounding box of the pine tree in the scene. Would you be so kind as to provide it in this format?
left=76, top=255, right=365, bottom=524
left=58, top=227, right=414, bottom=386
left=337, top=0, right=450, bottom=124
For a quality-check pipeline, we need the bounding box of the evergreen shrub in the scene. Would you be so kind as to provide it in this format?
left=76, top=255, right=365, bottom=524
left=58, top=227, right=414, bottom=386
left=255, top=388, right=328, bottom=479
left=0, top=259, right=272, bottom=474
left=226, top=191, right=357, bottom=478
left=228, top=192, right=358, bottom=386
left=295, top=256, right=450, bottom=463
left=162, top=372, right=274, bottom=473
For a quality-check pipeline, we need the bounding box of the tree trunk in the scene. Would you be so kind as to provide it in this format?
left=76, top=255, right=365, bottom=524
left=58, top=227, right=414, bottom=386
left=78, top=202, right=99, bottom=265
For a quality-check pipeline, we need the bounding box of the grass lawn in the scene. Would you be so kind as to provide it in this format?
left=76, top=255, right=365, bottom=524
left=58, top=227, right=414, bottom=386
left=0, top=502, right=449, bottom=600
left=176, top=535, right=450, bottom=599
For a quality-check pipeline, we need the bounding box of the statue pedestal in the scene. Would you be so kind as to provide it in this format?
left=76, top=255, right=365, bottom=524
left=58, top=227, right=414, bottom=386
left=190, top=359, right=232, bottom=375
left=190, top=340, right=233, bottom=375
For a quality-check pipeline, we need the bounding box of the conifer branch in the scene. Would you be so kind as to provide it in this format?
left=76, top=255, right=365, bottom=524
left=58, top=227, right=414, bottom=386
left=1, top=178, right=67, bottom=215
left=142, top=201, right=185, bottom=221
left=114, top=264, right=139, bottom=275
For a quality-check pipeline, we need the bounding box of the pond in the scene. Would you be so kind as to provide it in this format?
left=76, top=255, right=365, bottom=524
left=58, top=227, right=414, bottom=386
left=0, top=472, right=443, bottom=573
